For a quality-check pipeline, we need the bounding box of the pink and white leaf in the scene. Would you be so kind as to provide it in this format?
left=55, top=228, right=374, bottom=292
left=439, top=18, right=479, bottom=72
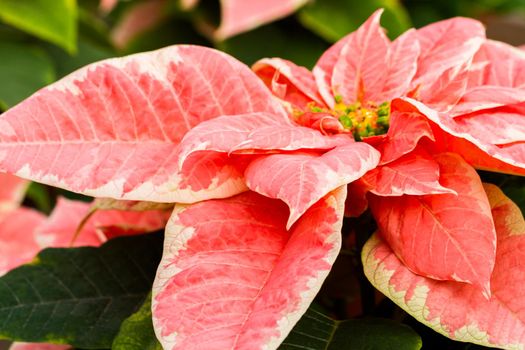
left=152, top=187, right=346, bottom=350
left=417, top=60, right=471, bottom=112
left=252, top=58, right=325, bottom=108
left=245, top=143, right=380, bottom=228
left=92, top=198, right=174, bottom=212
left=363, top=149, right=455, bottom=196
left=412, top=17, right=485, bottom=88
left=313, top=29, right=353, bottom=107
left=404, top=98, right=525, bottom=175
left=0, top=207, right=46, bottom=276
left=178, top=112, right=351, bottom=166
left=214, top=0, right=309, bottom=40
left=331, top=9, right=390, bottom=104
left=452, top=86, right=525, bottom=116
left=111, top=0, right=168, bottom=50
left=368, top=153, right=496, bottom=290
left=0, top=173, right=29, bottom=213
left=35, top=198, right=101, bottom=248
left=0, top=46, right=283, bottom=203
left=35, top=197, right=169, bottom=248
left=373, top=28, right=420, bottom=102
left=469, top=40, right=525, bottom=89
left=362, top=184, right=525, bottom=349
left=344, top=179, right=370, bottom=218
left=99, top=0, right=118, bottom=13
left=374, top=102, right=435, bottom=164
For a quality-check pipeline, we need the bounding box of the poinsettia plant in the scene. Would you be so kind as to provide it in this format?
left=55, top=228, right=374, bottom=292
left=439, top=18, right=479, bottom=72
left=1, top=7, right=525, bottom=350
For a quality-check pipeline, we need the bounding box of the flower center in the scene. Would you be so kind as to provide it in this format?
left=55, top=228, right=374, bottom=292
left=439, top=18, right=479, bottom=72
left=293, top=95, right=390, bottom=140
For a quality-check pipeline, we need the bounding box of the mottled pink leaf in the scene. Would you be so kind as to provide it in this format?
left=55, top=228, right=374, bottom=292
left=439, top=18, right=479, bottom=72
left=92, top=197, right=174, bottom=211
left=35, top=198, right=100, bottom=248
left=412, top=17, right=484, bottom=88
left=454, top=105, right=525, bottom=145
left=373, top=101, right=435, bottom=164
left=404, top=98, right=525, bottom=175
left=363, top=149, right=455, bottom=196
left=0, top=207, right=46, bottom=275
left=10, top=343, right=70, bottom=350
left=111, top=0, right=168, bottom=49
left=99, top=0, right=118, bottom=13
left=313, top=28, right=352, bottom=107
left=214, top=0, right=309, bottom=40
left=452, top=86, right=525, bottom=116
left=0, top=173, right=29, bottom=213
left=363, top=184, right=525, bottom=349
left=245, top=143, right=379, bottom=228
left=152, top=187, right=346, bottom=350
left=252, top=58, right=325, bottom=108
left=35, top=197, right=169, bottom=248
left=331, top=10, right=390, bottom=104
left=432, top=128, right=525, bottom=176
left=373, top=28, right=420, bottom=102
left=177, top=112, right=352, bottom=166
left=417, top=60, right=471, bottom=112
left=90, top=206, right=169, bottom=239
left=368, top=153, right=496, bottom=290
left=344, top=179, right=370, bottom=218
left=0, top=46, right=283, bottom=203
left=469, top=40, right=525, bottom=89
left=455, top=40, right=525, bottom=114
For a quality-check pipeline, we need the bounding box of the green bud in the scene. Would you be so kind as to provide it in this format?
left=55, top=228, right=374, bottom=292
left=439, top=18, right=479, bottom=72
left=339, top=115, right=353, bottom=128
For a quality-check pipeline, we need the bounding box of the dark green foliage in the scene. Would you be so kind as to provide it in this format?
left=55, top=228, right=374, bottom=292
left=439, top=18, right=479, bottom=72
left=0, top=232, right=163, bottom=348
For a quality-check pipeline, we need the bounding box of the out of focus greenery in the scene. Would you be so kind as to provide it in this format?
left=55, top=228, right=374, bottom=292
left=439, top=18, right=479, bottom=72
left=1, top=0, right=524, bottom=111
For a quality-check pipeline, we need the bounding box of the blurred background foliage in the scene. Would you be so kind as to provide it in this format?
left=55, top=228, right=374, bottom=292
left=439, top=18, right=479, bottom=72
left=1, top=0, right=525, bottom=111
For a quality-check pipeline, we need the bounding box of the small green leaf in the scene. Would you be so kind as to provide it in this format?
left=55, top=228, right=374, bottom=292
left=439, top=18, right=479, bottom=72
left=279, top=305, right=422, bottom=349
left=0, top=232, right=163, bottom=348
left=112, top=292, right=162, bottom=350
left=0, top=0, right=77, bottom=53
left=24, top=182, right=53, bottom=214
left=0, top=42, right=55, bottom=110
left=299, top=0, right=411, bottom=41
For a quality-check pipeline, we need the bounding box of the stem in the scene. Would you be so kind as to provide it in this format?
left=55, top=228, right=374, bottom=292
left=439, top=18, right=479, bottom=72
left=353, top=211, right=376, bottom=316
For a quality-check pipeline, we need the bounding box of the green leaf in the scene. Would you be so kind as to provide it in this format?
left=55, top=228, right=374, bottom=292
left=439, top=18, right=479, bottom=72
left=279, top=305, right=422, bottom=349
left=298, top=0, right=411, bottom=41
left=0, top=0, right=78, bottom=53
left=0, top=232, right=163, bottom=348
left=0, top=42, right=55, bottom=110
left=25, top=182, right=53, bottom=214
left=112, top=292, right=162, bottom=350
